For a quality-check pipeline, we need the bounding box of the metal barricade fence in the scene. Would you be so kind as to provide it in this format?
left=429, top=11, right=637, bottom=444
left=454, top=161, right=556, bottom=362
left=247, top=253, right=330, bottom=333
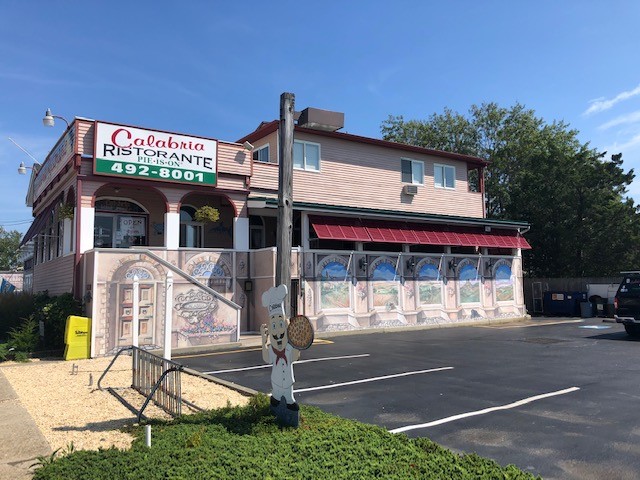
left=132, top=347, right=182, bottom=417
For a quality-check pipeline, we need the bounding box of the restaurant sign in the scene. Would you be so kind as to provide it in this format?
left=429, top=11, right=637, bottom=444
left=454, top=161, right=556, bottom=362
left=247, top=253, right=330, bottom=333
left=34, top=124, right=76, bottom=199
left=94, top=122, right=217, bottom=186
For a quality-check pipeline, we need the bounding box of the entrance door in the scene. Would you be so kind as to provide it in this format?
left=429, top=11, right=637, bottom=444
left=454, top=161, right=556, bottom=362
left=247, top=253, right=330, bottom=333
left=117, top=283, right=155, bottom=347
left=95, top=213, right=147, bottom=248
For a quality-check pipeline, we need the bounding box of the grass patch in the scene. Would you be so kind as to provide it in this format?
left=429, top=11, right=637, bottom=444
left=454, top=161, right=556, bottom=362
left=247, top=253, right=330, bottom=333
left=33, top=395, right=539, bottom=479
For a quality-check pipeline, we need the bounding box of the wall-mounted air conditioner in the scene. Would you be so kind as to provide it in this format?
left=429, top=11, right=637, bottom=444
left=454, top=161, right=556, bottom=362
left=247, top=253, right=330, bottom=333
left=403, top=185, right=418, bottom=195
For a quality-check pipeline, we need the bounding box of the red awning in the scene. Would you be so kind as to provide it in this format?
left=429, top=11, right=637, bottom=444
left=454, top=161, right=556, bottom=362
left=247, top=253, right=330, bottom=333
left=309, top=216, right=531, bottom=249
left=20, top=202, right=56, bottom=246
left=310, top=216, right=371, bottom=242
left=363, top=221, right=420, bottom=244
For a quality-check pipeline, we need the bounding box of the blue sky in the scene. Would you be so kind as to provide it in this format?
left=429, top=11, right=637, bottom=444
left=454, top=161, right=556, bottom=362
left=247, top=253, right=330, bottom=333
left=2, top=1, right=640, bottom=234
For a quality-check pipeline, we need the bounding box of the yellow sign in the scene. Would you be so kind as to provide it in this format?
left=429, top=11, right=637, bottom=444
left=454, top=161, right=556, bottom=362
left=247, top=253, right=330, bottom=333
left=64, top=316, right=91, bottom=360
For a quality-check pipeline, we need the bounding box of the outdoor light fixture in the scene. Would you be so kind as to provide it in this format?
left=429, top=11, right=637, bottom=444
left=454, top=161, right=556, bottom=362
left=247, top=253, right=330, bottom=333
left=485, top=260, right=494, bottom=275
left=243, top=141, right=254, bottom=151
left=358, top=257, right=368, bottom=271
left=17, top=161, right=39, bottom=175
left=448, top=259, right=458, bottom=272
left=405, top=256, right=415, bottom=273
left=42, top=108, right=70, bottom=129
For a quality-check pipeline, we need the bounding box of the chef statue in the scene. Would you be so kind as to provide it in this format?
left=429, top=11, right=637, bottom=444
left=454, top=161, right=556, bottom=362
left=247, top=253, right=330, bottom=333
left=261, top=284, right=301, bottom=426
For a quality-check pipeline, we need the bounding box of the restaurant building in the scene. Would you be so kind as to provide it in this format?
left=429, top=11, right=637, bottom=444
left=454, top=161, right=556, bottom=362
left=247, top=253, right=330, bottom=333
left=21, top=107, right=530, bottom=356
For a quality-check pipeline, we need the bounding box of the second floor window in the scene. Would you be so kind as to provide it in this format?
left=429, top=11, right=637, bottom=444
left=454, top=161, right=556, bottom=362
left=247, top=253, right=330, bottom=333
left=253, top=145, right=270, bottom=163
left=434, top=164, right=455, bottom=189
left=294, top=140, right=320, bottom=171
left=401, top=158, right=424, bottom=185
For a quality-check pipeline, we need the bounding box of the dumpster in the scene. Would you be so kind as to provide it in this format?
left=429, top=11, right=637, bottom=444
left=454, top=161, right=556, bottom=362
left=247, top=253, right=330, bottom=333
left=543, top=291, right=586, bottom=316
left=64, top=315, right=91, bottom=360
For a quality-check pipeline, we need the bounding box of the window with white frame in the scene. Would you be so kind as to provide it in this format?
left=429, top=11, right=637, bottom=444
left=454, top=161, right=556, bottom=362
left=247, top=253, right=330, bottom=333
left=434, top=164, right=455, bottom=189
left=293, top=140, right=320, bottom=171
left=401, top=158, right=424, bottom=185
left=252, top=144, right=270, bottom=163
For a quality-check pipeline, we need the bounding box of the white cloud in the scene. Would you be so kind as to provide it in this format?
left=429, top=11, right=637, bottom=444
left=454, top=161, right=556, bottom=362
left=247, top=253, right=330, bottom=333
left=584, top=83, right=640, bottom=116
left=604, top=131, right=640, bottom=153
left=598, top=110, right=640, bottom=130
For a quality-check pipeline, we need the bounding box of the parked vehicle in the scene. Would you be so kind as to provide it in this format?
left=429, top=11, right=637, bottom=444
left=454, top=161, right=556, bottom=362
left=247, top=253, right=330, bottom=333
left=614, top=272, right=640, bottom=337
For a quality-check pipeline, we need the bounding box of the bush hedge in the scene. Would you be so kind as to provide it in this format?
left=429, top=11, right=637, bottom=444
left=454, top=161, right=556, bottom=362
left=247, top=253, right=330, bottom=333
left=0, top=292, right=82, bottom=358
left=33, top=395, right=539, bottom=480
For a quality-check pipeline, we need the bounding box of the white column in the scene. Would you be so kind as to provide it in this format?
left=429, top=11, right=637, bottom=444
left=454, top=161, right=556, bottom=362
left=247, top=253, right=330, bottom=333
left=233, top=217, right=249, bottom=250
left=62, top=218, right=73, bottom=255
left=164, top=212, right=180, bottom=250
left=132, top=275, right=139, bottom=348
left=301, top=212, right=310, bottom=250
left=79, top=207, right=95, bottom=253
left=164, top=272, right=173, bottom=360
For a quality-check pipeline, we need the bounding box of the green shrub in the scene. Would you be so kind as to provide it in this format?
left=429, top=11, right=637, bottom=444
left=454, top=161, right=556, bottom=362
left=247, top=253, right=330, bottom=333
left=35, top=293, right=82, bottom=350
left=32, top=395, right=539, bottom=480
left=0, top=292, right=83, bottom=354
left=7, top=316, right=38, bottom=353
left=0, top=291, right=46, bottom=342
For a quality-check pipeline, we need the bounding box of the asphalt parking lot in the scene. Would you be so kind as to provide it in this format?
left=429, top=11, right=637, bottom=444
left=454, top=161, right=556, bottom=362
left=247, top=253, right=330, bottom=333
left=179, top=318, right=640, bottom=480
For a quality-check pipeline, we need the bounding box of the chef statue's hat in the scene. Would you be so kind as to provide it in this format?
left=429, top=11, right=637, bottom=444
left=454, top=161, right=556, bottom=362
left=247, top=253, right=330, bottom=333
left=262, top=284, right=288, bottom=317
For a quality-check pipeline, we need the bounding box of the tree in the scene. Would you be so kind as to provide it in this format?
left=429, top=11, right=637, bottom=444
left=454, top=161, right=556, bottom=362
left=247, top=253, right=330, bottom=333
left=381, top=103, right=640, bottom=277
left=0, top=227, right=22, bottom=271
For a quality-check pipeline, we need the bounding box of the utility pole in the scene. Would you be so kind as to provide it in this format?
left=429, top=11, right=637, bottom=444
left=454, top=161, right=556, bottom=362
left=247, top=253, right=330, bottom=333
left=276, top=92, right=295, bottom=315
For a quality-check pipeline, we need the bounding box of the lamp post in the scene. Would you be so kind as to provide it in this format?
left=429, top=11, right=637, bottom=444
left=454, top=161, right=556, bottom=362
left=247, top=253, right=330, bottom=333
left=42, top=108, right=70, bottom=129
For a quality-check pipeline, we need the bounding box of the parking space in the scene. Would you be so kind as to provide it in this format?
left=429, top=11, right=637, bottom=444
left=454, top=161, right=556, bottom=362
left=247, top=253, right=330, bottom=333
left=178, top=318, right=640, bottom=479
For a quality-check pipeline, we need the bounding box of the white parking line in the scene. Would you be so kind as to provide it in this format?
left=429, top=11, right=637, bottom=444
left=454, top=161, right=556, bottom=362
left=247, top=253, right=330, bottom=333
left=294, top=367, right=454, bottom=394
left=389, top=386, right=580, bottom=434
left=203, top=353, right=371, bottom=375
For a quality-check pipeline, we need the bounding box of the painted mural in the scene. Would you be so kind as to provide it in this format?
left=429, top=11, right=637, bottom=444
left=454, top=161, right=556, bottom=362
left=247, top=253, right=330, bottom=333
left=318, top=255, right=350, bottom=309
left=371, top=257, right=399, bottom=309
left=458, top=259, right=480, bottom=304
left=417, top=258, right=443, bottom=305
left=174, top=288, right=236, bottom=345
left=494, top=260, right=514, bottom=302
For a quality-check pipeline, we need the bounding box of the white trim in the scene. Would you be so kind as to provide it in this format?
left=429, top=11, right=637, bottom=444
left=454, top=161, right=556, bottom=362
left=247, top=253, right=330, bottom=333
left=434, top=163, right=456, bottom=189
left=252, top=143, right=271, bottom=163
left=233, top=217, right=249, bottom=252
left=293, top=139, right=321, bottom=172
left=401, top=157, right=425, bottom=185
left=164, top=212, right=180, bottom=249
left=79, top=206, right=95, bottom=254
left=90, top=250, right=99, bottom=358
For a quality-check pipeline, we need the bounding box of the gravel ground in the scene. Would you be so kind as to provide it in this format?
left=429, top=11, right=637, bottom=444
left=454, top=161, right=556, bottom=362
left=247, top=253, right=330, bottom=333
left=0, top=355, right=250, bottom=453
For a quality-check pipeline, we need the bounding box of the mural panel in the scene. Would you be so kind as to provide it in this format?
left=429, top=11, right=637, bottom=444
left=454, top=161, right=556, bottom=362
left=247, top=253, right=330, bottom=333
left=494, top=260, right=514, bottom=302
left=371, top=257, right=399, bottom=309
left=417, top=258, right=443, bottom=305
left=458, top=258, right=480, bottom=304
left=317, top=255, right=350, bottom=310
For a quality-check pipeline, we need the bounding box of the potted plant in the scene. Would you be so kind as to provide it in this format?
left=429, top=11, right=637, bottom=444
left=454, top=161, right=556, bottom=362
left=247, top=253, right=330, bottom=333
left=57, top=202, right=75, bottom=220
left=194, top=205, right=220, bottom=223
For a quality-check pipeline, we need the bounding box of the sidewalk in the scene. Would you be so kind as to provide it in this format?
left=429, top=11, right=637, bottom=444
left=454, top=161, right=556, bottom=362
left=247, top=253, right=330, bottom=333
left=0, top=370, right=51, bottom=480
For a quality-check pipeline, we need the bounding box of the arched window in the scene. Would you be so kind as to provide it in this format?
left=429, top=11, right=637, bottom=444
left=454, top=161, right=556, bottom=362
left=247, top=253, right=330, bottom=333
left=180, top=205, right=203, bottom=248
left=94, top=199, right=148, bottom=249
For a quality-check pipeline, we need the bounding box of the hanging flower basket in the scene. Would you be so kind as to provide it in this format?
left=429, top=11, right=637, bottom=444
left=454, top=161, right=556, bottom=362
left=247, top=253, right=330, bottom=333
left=57, top=202, right=75, bottom=220
left=194, top=205, right=220, bottom=223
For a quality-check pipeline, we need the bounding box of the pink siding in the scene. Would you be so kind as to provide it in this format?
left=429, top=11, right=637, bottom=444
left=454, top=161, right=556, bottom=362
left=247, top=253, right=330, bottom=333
left=217, top=141, right=251, bottom=177
left=76, top=119, right=94, bottom=156
left=249, top=131, right=484, bottom=218
left=33, top=255, right=75, bottom=295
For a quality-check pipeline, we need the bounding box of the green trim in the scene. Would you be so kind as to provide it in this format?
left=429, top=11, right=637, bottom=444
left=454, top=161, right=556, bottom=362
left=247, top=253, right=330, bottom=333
left=250, top=196, right=529, bottom=229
